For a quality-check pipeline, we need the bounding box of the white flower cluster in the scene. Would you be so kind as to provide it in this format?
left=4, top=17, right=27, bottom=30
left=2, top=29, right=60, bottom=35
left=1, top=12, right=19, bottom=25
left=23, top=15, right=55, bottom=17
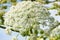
left=3, top=1, right=58, bottom=36
left=5, top=27, right=12, bottom=35
left=50, top=25, right=60, bottom=38
left=12, top=36, right=18, bottom=40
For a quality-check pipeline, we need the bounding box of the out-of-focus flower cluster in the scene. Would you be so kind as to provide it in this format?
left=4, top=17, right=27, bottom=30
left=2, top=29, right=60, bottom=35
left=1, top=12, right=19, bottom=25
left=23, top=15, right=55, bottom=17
left=3, top=1, right=59, bottom=37
left=50, top=25, right=60, bottom=40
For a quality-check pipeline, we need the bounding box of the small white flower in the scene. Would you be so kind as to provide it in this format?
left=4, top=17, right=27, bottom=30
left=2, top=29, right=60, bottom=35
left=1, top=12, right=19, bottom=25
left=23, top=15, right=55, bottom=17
left=5, top=27, right=12, bottom=35
left=12, top=36, right=18, bottom=40
left=48, top=0, right=55, bottom=2
left=40, top=38, right=44, bottom=40
left=54, top=2, right=60, bottom=5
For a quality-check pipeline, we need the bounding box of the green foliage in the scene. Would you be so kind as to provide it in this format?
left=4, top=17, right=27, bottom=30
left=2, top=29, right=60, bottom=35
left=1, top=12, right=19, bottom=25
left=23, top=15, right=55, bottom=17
left=1, top=6, right=7, bottom=9
left=11, top=0, right=16, bottom=2
left=0, top=0, right=7, bottom=4
left=0, top=18, right=3, bottom=25
left=28, top=34, right=37, bottom=40
left=36, top=0, right=45, bottom=4
left=50, top=35, right=60, bottom=40
left=11, top=0, right=17, bottom=5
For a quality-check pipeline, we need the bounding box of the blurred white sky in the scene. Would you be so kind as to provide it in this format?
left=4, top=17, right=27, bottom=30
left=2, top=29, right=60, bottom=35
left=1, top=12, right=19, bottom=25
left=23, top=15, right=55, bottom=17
left=0, top=28, right=27, bottom=40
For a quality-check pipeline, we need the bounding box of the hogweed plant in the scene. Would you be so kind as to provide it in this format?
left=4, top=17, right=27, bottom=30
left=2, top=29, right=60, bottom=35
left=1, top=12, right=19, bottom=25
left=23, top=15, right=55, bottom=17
left=0, top=1, right=60, bottom=40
